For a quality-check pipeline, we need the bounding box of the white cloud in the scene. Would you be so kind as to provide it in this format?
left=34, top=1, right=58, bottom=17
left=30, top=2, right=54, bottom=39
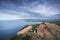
left=32, top=5, right=58, bottom=16
left=22, top=2, right=59, bottom=16
left=0, top=14, right=24, bottom=20
left=28, top=5, right=59, bottom=16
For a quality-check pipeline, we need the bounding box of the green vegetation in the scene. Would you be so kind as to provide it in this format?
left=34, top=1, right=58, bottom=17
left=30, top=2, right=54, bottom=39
left=19, top=35, right=31, bottom=40
left=7, top=34, right=31, bottom=40
left=7, top=20, right=60, bottom=40
left=31, top=24, right=39, bottom=32
left=41, top=20, right=60, bottom=25
left=7, top=35, right=17, bottom=40
left=7, top=24, right=39, bottom=40
left=24, top=19, right=60, bottom=25
left=20, top=25, right=29, bottom=31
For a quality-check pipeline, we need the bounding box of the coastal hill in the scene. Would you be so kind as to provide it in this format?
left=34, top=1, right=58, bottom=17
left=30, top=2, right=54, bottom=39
left=8, top=23, right=60, bottom=40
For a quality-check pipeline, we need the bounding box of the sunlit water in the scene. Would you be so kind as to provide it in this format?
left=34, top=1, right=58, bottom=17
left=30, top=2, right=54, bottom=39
left=0, top=19, right=41, bottom=40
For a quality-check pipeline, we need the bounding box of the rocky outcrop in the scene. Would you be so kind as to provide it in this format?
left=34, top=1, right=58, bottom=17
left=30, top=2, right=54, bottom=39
left=17, top=26, right=32, bottom=35
left=10, top=23, right=60, bottom=40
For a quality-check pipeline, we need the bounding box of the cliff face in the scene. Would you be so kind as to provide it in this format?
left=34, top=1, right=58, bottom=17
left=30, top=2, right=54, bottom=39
left=17, top=26, right=32, bottom=35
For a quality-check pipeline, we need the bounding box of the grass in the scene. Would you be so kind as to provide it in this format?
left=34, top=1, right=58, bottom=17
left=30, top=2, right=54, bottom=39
left=7, top=24, right=39, bottom=40
left=7, top=20, right=60, bottom=40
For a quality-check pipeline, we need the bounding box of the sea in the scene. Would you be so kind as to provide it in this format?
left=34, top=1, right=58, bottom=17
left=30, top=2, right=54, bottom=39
left=0, top=19, right=41, bottom=40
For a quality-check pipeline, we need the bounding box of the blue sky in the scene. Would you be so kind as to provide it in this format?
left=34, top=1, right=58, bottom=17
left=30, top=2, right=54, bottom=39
left=0, top=0, right=60, bottom=20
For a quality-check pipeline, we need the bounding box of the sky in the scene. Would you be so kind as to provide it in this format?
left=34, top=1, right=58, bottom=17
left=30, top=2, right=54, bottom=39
left=0, top=0, right=60, bottom=20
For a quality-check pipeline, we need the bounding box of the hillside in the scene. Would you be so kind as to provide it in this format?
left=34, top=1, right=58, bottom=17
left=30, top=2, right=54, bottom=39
left=7, top=23, right=60, bottom=40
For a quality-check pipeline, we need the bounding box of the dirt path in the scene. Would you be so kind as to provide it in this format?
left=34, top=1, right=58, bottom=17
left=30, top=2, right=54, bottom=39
left=46, top=23, right=60, bottom=32
left=32, top=23, right=60, bottom=40
left=45, top=23, right=60, bottom=40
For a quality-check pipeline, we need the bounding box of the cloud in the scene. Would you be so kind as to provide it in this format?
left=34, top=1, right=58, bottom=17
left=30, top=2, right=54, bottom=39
left=21, top=1, right=60, bottom=16
left=0, top=0, right=60, bottom=19
left=32, top=5, right=58, bottom=16
left=0, top=13, right=24, bottom=20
